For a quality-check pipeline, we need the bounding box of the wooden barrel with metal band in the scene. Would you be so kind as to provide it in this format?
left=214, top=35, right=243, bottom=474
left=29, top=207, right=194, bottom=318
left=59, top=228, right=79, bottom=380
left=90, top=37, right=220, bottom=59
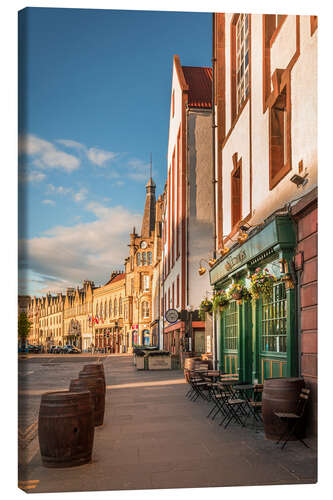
left=38, top=390, right=94, bottom=468
left=262, top=377, right=305, bottom=440
left=78, top=371, right=105, bottom=426
left=82, top=363, right=106, bottom=394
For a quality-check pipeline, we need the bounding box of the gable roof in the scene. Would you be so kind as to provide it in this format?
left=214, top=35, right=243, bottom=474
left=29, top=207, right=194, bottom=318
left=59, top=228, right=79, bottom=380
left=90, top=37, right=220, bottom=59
left=182, top=66, right=213, bottom=108
left=104, top=272, right=125, bottom=286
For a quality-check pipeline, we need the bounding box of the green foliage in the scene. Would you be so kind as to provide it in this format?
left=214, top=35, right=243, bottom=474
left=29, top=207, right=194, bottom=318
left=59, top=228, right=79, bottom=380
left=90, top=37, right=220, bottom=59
left=212, top=290, right=230, bottom=313
left=199, top=298, right=213, bottom=320
left=18, top=312, right=32, bottom=340
left=249, top=267, right=277, bottom=300
left=227, top=282, right=251, bottom=304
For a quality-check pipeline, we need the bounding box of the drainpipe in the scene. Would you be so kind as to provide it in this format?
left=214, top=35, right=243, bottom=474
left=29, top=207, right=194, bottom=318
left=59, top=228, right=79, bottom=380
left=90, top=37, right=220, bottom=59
left=212, top=13, right=218, bottom=370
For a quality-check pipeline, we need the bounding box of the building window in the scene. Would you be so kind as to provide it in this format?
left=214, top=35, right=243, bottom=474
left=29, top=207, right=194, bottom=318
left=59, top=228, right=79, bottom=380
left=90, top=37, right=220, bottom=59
left=114, top=299, right=118, bottom=317
left=261, top=282, right=287, bottom=353
left=142, top=301, right=149, bottom=319
left=224, top=301, right=238, bottom=350
left=231, top=154, right=242, bottom=229
left=269, top=71, right=291, bottom=189
left=233, top=14, right=249, bottom=117
left=136, top=252, right=141, bottom=266
left=119, top=298, right=122, bottom=315
left=124, top=303, right=128, bottom=320
left=310, top=16, right=318, bottom=36
left=176, top=275, right=180, bottom=308
left=142, top=252, right=147, bottom=266
left=147, top=251, right=152, bottom=265
left=143, top=275, right=149, bottom=291
left=109, top=299, right=112, bottom=317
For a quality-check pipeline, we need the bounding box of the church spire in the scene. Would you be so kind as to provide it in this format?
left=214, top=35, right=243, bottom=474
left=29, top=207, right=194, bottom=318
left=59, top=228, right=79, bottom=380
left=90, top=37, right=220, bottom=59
left=141, top=154, right=156, bottom=238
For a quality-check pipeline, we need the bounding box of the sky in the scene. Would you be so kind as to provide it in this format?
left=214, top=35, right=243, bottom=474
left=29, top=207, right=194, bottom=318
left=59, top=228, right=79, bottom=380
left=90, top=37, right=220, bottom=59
left=18, top=7, right=212, bottom=297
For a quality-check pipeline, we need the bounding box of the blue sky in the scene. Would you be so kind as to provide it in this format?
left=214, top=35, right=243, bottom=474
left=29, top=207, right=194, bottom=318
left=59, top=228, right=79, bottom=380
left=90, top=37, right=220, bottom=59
left=18, top=7, right=211, bottom=296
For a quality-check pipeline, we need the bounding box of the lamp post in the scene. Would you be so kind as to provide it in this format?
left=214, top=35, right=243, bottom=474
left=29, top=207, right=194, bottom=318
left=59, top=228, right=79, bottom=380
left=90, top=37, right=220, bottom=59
left=185, top=305, right=193, bottom=353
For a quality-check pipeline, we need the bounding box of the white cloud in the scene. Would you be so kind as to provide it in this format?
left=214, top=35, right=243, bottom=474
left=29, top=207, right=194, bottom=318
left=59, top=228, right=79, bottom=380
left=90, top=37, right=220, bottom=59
left=87, top=147, right=118, bottom=166
left=18, top=204, right=142, bottom=295
left=42, top=199, right=56, bottom=206
left=74, top=188, right=88, bottom=202
left=47, top=184, right=72, bottom=196
left=19, top=170, right=46, bottom=183
left=56, top=139, right=86, bottom=151
left=19, top=134, right=80, bottom=172
left=127, top=158, right=150, bottom=181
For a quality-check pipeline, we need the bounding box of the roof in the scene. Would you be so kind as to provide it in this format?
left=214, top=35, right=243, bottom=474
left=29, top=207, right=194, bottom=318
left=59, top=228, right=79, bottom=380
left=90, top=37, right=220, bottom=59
left=104, top=272, right=125, bottom=286
left=182, top=66, right=212, bottom=108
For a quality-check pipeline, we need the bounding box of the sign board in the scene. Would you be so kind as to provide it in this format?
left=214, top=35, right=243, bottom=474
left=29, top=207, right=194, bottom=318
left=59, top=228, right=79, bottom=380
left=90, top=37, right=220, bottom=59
left=165, top=308, right=179, bottom=324
left=206, top=335, right=212, bottom=353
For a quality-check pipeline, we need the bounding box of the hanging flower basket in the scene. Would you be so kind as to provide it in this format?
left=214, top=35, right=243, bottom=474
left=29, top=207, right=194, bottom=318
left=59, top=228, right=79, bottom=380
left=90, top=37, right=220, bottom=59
left=249, top=267, right=277, bottom=301
left=199, top=299, right=213, bottom=320
left=227, top=282, right=251, bottom=304
left=212, top=290, right=230, bottom=313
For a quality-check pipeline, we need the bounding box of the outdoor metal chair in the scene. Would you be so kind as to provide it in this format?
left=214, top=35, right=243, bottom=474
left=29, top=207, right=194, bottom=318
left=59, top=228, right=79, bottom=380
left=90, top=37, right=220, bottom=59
left=248, top=384, right=264, bottom=429
left=186, top=370, right=210, bottom=402
left=218, top=382, right=248, bottom=429
left=274, top=388, right=310, bottom=449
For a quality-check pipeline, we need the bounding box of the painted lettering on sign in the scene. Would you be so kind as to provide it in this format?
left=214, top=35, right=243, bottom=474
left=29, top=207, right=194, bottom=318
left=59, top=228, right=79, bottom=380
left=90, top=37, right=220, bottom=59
left=224, top=249, right=247, bottom=272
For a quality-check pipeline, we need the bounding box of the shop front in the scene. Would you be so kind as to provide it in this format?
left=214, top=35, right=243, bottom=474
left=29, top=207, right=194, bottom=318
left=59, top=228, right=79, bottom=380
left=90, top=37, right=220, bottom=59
left=209, top=215, right=297, bottom=384
left=65, top=319, right=82, bottom=349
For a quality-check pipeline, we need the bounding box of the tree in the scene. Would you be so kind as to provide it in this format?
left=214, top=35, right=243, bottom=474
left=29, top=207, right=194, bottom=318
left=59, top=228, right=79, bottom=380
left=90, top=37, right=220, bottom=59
left=18, top=312, right=32, bottom=344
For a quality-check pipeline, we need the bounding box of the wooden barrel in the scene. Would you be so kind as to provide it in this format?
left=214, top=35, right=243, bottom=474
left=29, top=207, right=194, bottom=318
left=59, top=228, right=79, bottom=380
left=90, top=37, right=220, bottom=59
left=78, top=371, right=105, bottom=426
left=82, top=363, right=106, bottom=393
left=262, top=377, right=305, bottom=440
left=38, top=390, right=94, bottom=468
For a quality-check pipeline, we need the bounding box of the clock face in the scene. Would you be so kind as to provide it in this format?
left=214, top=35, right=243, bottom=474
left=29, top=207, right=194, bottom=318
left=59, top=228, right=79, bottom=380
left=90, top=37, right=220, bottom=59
left=140, top=241, right=147, bottom=249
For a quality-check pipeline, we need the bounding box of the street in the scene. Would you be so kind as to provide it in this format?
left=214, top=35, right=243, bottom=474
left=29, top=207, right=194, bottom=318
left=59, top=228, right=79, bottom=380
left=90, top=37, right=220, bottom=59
left=18, top=354, right=317, bottom=493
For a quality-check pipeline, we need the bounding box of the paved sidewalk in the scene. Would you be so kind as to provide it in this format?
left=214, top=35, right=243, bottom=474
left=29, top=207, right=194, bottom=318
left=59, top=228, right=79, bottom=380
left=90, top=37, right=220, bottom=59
left=19, top=354, right=317, bottom=493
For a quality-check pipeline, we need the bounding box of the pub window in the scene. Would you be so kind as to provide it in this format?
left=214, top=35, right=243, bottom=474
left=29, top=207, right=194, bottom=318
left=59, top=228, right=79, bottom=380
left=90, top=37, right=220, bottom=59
left=269, top=75, right=291, bottom=189
left=231, top=155, right=242, bottom=229
left=261, top=282, right=287, bottom=353
left=235, top=14, right=249, bottom=114
left=224, top=301, right=239, bottom=350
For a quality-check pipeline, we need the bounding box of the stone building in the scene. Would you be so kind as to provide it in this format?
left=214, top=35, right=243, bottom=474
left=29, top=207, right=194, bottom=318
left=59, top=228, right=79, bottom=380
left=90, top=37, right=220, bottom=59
left=161, top=55, right=215, bottom=361
left=124, top=176, right=157, bottom=349
left=63, top=281, right=94, bottom=350
left=93, top=271, right=126, bottom=353
left=38, top=293, right=65, bottom=349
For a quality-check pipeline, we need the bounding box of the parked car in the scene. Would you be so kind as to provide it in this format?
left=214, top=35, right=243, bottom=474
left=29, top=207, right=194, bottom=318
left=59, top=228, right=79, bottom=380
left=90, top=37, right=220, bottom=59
left=65, top=346, right=81, bottom=354
left=49, top=345, right=62, bottom=354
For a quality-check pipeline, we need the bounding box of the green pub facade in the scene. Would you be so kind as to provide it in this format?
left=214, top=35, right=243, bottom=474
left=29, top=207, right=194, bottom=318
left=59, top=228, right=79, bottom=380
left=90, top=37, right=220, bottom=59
left=209, top=214, right=298, bottom=384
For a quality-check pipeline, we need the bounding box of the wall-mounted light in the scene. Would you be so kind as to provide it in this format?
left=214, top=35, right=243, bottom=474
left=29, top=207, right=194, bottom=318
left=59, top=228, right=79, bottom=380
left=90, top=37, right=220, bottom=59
left=218, top=245, right=230, bottom=256
left=198, top=257, right=216, bottom=276
left=290, top=172, right=308, bottom=188
left=237, top=231, right=248, bottom=244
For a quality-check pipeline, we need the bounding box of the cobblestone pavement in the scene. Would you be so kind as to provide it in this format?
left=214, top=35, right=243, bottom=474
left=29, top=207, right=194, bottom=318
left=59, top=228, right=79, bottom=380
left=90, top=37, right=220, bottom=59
left=18, top=354, right=317, bottom=494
